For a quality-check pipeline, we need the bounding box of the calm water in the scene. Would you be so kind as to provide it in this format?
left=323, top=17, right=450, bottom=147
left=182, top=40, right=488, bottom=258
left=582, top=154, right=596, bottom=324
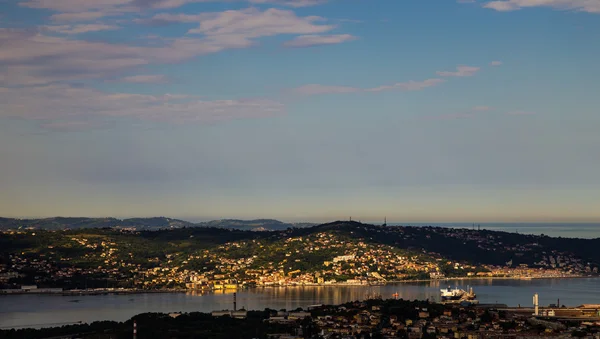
left=1, top=278, right=599, bottom=329
left=392, top=223, right=600, bottom=239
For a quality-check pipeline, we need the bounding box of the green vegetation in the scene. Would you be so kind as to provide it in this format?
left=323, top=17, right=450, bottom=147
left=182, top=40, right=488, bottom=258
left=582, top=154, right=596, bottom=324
left=1, top=221, right=598, bottom=290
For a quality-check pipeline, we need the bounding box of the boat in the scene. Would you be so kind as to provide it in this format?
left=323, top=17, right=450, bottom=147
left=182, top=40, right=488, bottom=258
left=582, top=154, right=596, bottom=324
left=440, top=286, right=476, bottom=303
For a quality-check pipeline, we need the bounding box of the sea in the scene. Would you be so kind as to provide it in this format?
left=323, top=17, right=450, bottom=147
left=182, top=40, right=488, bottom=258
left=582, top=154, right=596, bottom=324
left=1, top=223, right=598, bottom=329
left=1, top=278, right=600, bottom=329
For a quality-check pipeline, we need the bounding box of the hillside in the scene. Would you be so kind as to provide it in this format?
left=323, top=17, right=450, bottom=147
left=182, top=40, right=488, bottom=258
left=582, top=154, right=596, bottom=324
left=0, top=217, right=312, bottom=232
left=1, top=221, right=598, bottom=290
left=0, top=217, right=194, bottom=231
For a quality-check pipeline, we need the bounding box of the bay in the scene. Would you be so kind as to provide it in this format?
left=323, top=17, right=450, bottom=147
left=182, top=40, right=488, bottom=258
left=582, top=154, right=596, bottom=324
left=1, top=278, right=599, bottom=329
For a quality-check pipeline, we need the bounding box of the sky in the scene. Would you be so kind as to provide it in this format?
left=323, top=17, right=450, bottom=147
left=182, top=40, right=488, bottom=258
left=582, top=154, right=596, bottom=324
left=1, top=0, right=600, bottom=223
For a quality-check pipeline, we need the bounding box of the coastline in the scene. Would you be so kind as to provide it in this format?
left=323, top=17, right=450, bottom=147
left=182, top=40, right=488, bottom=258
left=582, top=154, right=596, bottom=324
left=0, top=288, right=187, bottom=296
left=1, top=275, right=596, bottom=296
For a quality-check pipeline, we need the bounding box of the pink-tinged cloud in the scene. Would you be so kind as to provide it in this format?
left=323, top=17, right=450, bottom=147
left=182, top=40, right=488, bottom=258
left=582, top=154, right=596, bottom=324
left=294, top=78, right=445, bottom=95
left=1, top=6, right=339, bottom=86
left=294, top=84, right=360, bottom=95
left=50, top=11, right=108, bottom=21
left=40, top=120, right=117, bottom=131
left=135, top=13, right=204, bottom=25
left=0, top=84, right=286, bottom=126
left=43, top=24, right=120, bottom=34
left=187, top=8, right=333, bottom=37
left=283, top=34, right=357, bottom=47
left=1, top=7, right=347, bottom=86
left=118, top=74, right=168, bottom=83
left=490, top=61, right=503, bottom=66
left=436, top=65, right=480, bottom=77
left=249, top=0, right=329, bottom=7
left=483, top=0, right=600, bottom=13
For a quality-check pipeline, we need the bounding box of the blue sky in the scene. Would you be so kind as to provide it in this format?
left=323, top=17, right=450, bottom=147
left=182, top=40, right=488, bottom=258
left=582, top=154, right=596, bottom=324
left=1, top=0, right=600, bottom=222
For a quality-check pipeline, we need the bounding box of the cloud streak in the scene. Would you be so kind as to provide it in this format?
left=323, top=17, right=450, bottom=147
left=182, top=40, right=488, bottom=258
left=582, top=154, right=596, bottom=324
left=294, top=78, right=445, bottom=95
left=187, top=8, right=332, bottom=37
left=118, top=74, right=169, bottom=83
left=482, top=0, right=600, bottom=13
left=20, top=0, right=332, bottom=20
left=436, top=65, right=480, bottom=77
left=0, top=84, right=285, bottom=126
left=283, top=34, right=357, bottom=47
left=0, top=7, right=348, bottom=86
left=43, top=24, right=120, bottom=34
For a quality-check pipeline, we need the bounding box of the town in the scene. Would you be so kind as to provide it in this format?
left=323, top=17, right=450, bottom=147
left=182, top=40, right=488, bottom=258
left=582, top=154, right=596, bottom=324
left=1, top=222, right=596, bottom=293
left=3, top=296, right=600, bottom=339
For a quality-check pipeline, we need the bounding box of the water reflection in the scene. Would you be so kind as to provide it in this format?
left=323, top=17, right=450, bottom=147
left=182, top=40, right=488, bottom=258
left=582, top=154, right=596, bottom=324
left=1, top=278, right=599, bottom=329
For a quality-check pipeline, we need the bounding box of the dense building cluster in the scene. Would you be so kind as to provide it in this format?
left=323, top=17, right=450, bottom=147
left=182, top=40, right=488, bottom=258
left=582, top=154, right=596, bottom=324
left=1, top=224, right=597, bottom=292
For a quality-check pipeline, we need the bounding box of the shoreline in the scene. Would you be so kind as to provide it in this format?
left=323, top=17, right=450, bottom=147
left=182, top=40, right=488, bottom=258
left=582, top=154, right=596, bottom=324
left=2, top=275, right=597, bottom=296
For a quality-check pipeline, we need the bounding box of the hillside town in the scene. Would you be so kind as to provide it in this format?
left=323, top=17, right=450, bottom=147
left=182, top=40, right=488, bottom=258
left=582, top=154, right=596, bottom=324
left=0, top=226, right=595, bottom=293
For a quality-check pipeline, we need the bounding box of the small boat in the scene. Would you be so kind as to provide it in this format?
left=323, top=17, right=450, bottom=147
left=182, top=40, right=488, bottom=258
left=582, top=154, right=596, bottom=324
left=392, top=292, right=399, bottom=299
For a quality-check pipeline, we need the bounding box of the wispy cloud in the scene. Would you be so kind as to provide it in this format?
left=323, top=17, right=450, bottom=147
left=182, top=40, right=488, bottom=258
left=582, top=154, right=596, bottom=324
left=436, top=65, right=480, bottom=77
left=482, top=0, right=600, bottom=13
left=43, top=24, right=120, bottom=34
left=187, top=8, right=332, bottom=37
left=0, top=7, right=349, bottom=86
left=0, top=84, right=285, bottom=126
left=20, top=0, right=332, bottom=21
left=40, top=120, right=117, bottom=132
left=294, top=79, right=445, bottom=95
left=50, top=11, right=109, bottom=22
left=248, top=0, right=329, bottom=7
left=293, top=84, right=360, bottom=95
left=284, top=34, right=357, bottom=47
left=135, top=13, right=203, bottom=25
left=490, top=60, right=503, bottom=66
left=472, top=106, right=493, bottom=111
left=118, top=74, right=168, bottom=83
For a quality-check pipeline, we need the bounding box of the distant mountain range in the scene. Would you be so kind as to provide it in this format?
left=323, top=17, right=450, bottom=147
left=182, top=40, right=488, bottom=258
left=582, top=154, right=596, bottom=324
left=0, top=217, right=316, bottom=231
left=196, top=219, right=316, bottom=231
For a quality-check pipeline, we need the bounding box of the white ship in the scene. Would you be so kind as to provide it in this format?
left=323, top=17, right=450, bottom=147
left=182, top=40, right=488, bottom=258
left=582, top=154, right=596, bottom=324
left=440, top=286, right=476, bottom=302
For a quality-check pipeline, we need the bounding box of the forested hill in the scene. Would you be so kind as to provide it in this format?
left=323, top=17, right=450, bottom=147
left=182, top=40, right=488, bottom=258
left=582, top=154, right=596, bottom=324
left=2, top=220, right=599, bottom=270
left=1, top=221, right=599, bottom=289
left=287, top=221, right=600, bottom=268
